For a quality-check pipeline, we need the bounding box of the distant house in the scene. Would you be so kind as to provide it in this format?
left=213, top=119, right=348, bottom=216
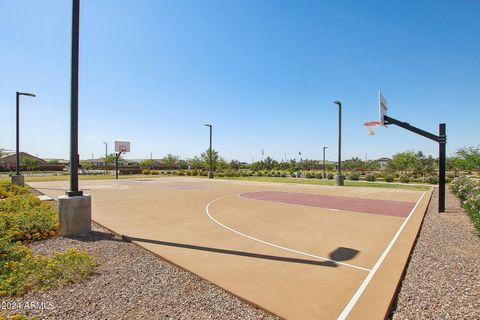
left=0, top=152, right=46, bottom=170
left=0, top=152, right=64, bottom=171
left=377, top=157, right=391, bottom=170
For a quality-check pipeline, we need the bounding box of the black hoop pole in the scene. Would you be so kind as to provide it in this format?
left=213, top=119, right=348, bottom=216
left=384, top=115, right=446, bottom=212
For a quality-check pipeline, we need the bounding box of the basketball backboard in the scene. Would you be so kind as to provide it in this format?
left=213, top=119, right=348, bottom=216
left=115, top=141, right=130, bottom=153
left=379, top=91, right=388, bottom=125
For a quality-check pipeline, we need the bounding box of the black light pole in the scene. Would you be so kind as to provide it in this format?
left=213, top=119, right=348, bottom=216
left=103, top=142, right=107, bottom=174
left=204, top=124, right=213, bottom=179
left=15, top=92, right=36, bottom=177
left=333, top=101, right=344, bottom=186
left=323, top=146, right=328, bottom=178
left=67, top=0, right=82, bottom=197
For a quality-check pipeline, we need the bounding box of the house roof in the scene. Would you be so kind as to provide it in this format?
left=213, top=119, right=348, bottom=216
left=0, top=152, right=47, bottom=164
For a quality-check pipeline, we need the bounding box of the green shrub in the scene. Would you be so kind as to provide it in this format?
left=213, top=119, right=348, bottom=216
left=327, top=173, right=334, bottom=180
left=365, top=174, right=376, bottom=182
left=450, top=177, right=477, bottom=201
left=385, top=175, right=394, bottom=182
left=306, top=173, right=315, bottom=179
left=256, top=171, right=263, bottom=177
left=0, top=182, right=30, bottom=200
left=150, top=170, right=159, bottom=175
left=450, top=177, right=480, bottom=234
left=348, top=173, right=360, bottom=181
left=0, top=194, right=58, bottom=243
left=315, top=173, right=323, bottom=179
left=424, top=176, right=438, bottom=184
left=0, top=241, right=94, bottom=296
left=141, top=169, right=150, bottom=175
left=399, top=175, right=410, bottom=183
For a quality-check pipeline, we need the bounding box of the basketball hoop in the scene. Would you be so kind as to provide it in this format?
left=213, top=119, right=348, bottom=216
left=364, top=121, right=382, bottom=135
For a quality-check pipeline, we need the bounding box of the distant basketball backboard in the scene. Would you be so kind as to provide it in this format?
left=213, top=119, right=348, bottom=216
left=115, top=141, right=130, bottom=153
left=379, top=91, right=388, bottom=125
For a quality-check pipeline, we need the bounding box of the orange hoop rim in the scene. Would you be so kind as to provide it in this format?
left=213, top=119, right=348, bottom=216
left=364, top=121, right=382, bottom=127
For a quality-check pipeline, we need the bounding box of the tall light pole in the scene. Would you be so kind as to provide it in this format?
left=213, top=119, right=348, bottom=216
left=12, top=92, right=36, bottom=186
left=323, top=146, right=328, bottom=179
left=57, top=0, right=91, bottom=237
left=67, top=0, right=82, bottom=197
left=204, top=124, right=213, bottom=179
left=333, top=101, right=344, bottom=186
left=103, top=142, right=107, bottom=174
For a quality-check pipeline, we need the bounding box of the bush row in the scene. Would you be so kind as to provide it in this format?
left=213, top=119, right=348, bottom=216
left=450, top=177, right=480, bottom=234
left=140, top=169, right=442, bottom=184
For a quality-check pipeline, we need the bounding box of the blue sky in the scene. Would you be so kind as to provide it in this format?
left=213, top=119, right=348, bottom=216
left=1, top=0, right=479, bottom=162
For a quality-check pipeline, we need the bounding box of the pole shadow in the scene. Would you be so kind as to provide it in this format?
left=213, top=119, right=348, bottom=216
left=123, top=236, right=360, bottom=268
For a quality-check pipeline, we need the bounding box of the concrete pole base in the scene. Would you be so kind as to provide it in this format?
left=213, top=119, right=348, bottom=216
left=335, top=174, right=344, bottom=186
left=57, top=194, right=92, bottom=236
left=11, top=174, right=25, bottom=186
left=208, top=171, right=214, bottom=179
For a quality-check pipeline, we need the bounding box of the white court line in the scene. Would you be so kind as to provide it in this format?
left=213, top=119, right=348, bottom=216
left=205, top=194, right=371, bottom=272
left=337, top=191, right=427, bottom=320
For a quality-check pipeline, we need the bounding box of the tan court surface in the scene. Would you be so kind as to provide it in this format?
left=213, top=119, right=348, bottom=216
left=30, top=177, right=432, bottom=320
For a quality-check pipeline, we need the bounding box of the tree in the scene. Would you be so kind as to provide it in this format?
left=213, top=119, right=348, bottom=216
left=455, top=146, right=480, bottom=171
left=364, top=160, right=380, bottom=173
left=446, top=156, right=467, bottom=175
left=103, top=153, right=117, bottom=168
left=230, top=160, right=241, bottom=171
left=47, top=159, right=59, bottom=164
left=188, top=156, right=204, bottom=170
left=140, top=159, right=155, bottom=169
left=388, top=151, right=419, bottom=175
left=162, top=154, right=180, bottom=170
left=200, top=149, right=219, bottom=170
left=263, top=157, right=277, bottom=171
left=21, top=157, right=39, bottom=172
left=216, top=158, right=229, bottom=171
left=343, top=157, right=364, bottom=172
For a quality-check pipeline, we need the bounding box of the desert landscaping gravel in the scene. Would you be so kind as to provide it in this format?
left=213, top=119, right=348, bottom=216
left=3, top=222, right=277, bottom=320
left=391, top=189, right=480, bottom=319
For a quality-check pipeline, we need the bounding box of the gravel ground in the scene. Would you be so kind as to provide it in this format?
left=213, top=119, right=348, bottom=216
left=2, top=223, right=277, bottom=320
left=391, top=188, right=480, bottom=319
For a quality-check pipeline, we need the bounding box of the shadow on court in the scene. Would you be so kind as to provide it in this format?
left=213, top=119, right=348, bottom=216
left=122, top=235, right=359, bottom=268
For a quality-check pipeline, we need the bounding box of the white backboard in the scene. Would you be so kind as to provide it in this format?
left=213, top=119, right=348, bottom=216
left=115, top=141, right=130, bottom=153
left=379, top=91, right=388, bottom=125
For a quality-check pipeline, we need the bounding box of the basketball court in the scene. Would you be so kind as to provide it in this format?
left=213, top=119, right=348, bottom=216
left=30, top=177, right=431, bottom=319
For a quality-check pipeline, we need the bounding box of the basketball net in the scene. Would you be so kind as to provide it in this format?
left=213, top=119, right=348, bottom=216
left=364, top=121, right=382, bottom=136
